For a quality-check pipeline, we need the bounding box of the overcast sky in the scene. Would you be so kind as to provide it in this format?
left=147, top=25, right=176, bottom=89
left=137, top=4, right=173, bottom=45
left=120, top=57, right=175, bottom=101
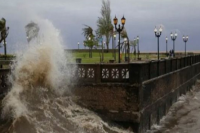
left=1, top=0, right=200, bottom=53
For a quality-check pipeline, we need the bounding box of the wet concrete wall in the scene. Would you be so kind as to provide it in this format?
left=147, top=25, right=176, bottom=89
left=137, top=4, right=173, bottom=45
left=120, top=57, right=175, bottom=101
left=72, top=84, right=140, bottom=123
left=72, top=55, right=200, bottom=133
left=139, top=63, right=200, bottom=133
left=0, top=55, right=200, bottom=133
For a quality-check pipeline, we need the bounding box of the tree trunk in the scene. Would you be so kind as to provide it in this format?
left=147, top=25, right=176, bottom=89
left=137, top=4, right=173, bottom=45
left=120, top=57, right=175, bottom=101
left=112, top=36, right=114, bottom=58
left=4, top=39, right=6, bottom=60
left=91, top=48, right=93, bottom=58
left=105, top=34, right=109, bottom=53
left=102, top=41, right=104, bottom=61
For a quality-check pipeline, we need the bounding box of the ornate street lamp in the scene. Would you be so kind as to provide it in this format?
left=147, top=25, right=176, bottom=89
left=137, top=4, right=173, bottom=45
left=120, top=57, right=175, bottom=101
left=166, top=37, right=168, bottom=55
left=137, top=36, right=140, bottom=60
left=154, top=26, right=162, bottom=60
left=171, top=32, right=178, bottom=57
left=113, top=15, right=126, bottom=63
left=4, top=41, right=7, bottom=59
left=124, top=38, right=127, bottom=61
left=183, top=35, right=189, bottom=57
left=113, top=33, right=116, bottom=61
left=26, top=36, right=29, bottom=43
left=78, top=42, right=79, bottom=49
left=88, top=37, right=91, bottom=58
left=103, top=42, right=106, bottom=46
left=83, top=42, right=86, bottom=49
left=102, top=41, right=105, bottom=61
left=133, top=38, right=137, bottom=59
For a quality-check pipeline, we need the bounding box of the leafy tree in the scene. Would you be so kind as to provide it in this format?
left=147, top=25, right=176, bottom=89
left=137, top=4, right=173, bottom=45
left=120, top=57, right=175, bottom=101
left=82, top=25, right=93, bottom=39
left=120, top=28, right=130, bottom=61
left=82, top=25, right=98, bottom=58
left=130, top=39, right=137, bottom=59
left=0, top=18, right=9, bottom=59
left=25, top=21, right=40, bottom=43
left=96, top=0, right=113, bottom=52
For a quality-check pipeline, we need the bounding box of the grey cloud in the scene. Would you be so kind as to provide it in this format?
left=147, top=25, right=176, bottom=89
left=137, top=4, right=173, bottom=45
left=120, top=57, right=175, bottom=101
left=0, top=0, right=200, bottom=53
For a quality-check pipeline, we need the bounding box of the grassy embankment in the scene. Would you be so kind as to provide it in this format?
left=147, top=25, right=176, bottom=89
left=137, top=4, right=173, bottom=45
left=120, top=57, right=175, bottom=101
left=70, top=51, right=167, bottom=63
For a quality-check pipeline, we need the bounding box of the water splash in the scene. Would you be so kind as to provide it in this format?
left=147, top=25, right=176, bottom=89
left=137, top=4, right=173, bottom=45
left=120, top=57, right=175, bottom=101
left=0, top=17, right=132, bottom=133
left=147, top=80, right=200, bottom=133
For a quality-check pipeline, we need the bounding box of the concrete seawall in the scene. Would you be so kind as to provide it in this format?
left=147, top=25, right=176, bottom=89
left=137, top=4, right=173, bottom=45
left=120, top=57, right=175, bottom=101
left=72, top=55, right=200, bottom=133
left=0, top=55, right=200, bottom=133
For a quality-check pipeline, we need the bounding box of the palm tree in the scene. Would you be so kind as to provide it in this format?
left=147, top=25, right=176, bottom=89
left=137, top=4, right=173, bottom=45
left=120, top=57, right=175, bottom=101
left=121, top=28, right=130, bottom=62
left=130, top=39, right=137, bottom=60
left=82, top=25, right=93, bottom=39
left=0, top=18, right=9, bottom=59
left=96, top=0, right=113, bottom=52
left=82, top=25, right=98, bottom=58
left=25, top=21, right=40, bottom=43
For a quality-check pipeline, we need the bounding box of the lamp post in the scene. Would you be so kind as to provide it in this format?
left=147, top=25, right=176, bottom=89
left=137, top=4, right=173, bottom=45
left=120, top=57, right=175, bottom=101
left=78, top=42, right=79, bottom=49
left=113, top=33, right=116, bottom=61
left=166, top=37, right=168, bottom=55
left=183, top=35, right=189, bottom=57
left=4, top=40, right=7, bottom=60
left=27, top=36, right=29, bottom=44
left=133, top=38, right=136, bottom=60
left=154, top=26, right=162, bottom=60
left=113, top=16, right=126, bottom=63
left=88, top=37, right=91, bottom=58
left=102, top=41, right=105, bottom=61
left=83, top=42, right=86, bottom=49
left=124, top=38, right=127, bottom=61
left=137, top=36, right=140, bottom=60
left=170, top=32, right=178, bottom=57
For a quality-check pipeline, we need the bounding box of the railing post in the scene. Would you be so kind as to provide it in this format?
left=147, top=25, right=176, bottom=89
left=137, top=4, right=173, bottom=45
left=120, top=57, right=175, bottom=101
left=129, top=63, right=141, bottom=84
left=95, top=64, right=101, bottom=83
left=149, top=61, right=151, bottom=79
left=199, top=55, right=200, bottom=62
left=184, top=57, right=186, bottom=67
left=164, top=59, right=167, bottom=74
left=170, top=58, right=172, bottom=72
left=129, top=62, right=150, bottom=84
left=157, top=60, right=159, bottom=76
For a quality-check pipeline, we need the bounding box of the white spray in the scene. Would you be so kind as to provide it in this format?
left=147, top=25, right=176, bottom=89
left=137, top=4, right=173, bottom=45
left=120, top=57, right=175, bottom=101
left=1, top=18, right=72, bottom=119
left=0, top=17, right=132, bottom=133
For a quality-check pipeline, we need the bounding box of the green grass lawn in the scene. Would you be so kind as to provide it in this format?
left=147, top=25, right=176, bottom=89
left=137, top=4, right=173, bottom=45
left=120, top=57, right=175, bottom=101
left=69, top=51, right=167, bottom=63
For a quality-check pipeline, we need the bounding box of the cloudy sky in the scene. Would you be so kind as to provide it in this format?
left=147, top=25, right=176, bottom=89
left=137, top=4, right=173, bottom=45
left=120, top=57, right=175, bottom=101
left=1, top=0, right=200, bottom=53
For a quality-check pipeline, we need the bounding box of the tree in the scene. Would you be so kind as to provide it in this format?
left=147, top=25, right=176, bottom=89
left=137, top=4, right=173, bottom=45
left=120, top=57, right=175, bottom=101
left=25, top=21, right=40, bottom=43
left=0, top=18, right=9, bottom=59
left=82, top=25, right=98, bottom=58
left=96, top=0, right=113, bottom=52
left=121, top=28, right=130, bottom=61
left=130, top=39, right=137, bottom=60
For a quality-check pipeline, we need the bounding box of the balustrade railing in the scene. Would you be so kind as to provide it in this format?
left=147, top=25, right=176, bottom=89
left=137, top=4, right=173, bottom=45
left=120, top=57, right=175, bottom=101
left=73, top=55, right=200, bottom=84
left=101, top=64, right=129, bottom=82
left=0, top=69, right=10, bottom=98
left=0, top=55, right=200, bottom=85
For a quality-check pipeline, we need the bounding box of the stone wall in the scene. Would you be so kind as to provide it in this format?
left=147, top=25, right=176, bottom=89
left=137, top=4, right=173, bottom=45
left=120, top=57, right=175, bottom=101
left=72, top=83, right=140, bottom=123
left=71, top=55, right=200, bottom=133
left=0, top=69, right=10, bottom=99
left=0, top=55, right=200, bottom=133
left=139, top=63, right=200, bottom=133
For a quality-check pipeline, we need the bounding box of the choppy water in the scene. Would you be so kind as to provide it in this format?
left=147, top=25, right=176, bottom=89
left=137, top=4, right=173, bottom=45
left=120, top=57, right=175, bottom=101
left=147, top=80, right=200, bottom=133
left=0, top=18, right=132, bottom=133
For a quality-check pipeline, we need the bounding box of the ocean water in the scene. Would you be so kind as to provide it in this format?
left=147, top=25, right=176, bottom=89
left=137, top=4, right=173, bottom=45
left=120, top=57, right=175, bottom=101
left=0, top=18, right=132, bottom=133
left=147, top=80, right=200, bottom=133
